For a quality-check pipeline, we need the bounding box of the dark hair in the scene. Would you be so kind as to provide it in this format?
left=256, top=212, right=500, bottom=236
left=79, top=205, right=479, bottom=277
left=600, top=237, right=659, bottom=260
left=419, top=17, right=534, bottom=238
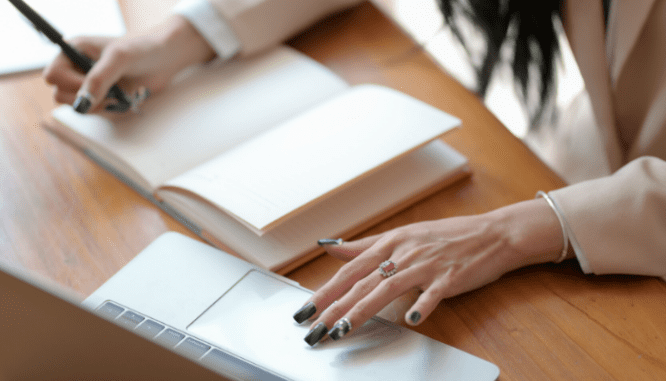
left=436, top=0, right=563, bottom=128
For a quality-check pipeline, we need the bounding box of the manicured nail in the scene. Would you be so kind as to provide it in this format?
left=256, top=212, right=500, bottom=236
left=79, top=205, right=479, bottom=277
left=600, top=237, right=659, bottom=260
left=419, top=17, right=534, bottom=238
left=317, top=238, right=343, bottom=246
left=105, top=101, right=131, bottom=113
left=328, top=317, right=352, bottom=341
left=304, top=322, right=328, bottom=347
left=409, top=311, right=421, bottom=325
left=73, top=95, right=92, bottom=114
left=293, top=302, right=316, bottom=324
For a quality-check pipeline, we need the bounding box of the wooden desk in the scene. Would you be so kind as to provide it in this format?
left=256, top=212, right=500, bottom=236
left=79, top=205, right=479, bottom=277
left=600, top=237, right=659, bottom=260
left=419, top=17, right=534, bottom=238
left=1, top=1, right=664, bottom=380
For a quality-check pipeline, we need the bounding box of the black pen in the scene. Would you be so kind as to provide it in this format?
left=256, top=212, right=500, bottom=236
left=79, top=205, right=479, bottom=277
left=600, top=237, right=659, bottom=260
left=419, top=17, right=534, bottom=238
left=8, top=0, right=132, bottom=112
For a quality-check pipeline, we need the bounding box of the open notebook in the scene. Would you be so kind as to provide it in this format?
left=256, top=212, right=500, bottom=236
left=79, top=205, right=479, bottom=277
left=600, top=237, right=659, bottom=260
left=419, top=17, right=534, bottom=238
left=45, top=46, right=470, bottom=273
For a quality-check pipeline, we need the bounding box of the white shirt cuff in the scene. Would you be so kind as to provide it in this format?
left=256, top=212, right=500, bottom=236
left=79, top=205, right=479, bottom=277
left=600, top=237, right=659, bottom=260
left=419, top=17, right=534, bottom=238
left=172, top=0, right=241, bottom=60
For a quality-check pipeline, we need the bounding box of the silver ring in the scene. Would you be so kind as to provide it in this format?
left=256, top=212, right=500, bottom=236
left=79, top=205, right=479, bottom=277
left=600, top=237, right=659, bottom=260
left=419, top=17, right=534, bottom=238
left=328, top=317, right=352, bottom=340
left=378, top=260, right=398, bottom=278
left=339, top=317, right=351, bottom=331
left=130, top=86, right=151, bottom=113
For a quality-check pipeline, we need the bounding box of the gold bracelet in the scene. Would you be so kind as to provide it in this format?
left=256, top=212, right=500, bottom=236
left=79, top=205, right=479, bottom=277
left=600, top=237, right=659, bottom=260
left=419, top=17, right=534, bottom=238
left=536, top=191, right=569, bottom=263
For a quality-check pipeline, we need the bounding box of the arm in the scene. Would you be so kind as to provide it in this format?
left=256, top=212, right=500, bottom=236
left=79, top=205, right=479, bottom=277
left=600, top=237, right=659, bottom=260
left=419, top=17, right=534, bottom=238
left=44, top=0, right=362, bottom=113
left=295, top=156, right=666, bottom=346
left=550, top=156, right=666, bottom=278
left=206, top=0, right=363, bottom=56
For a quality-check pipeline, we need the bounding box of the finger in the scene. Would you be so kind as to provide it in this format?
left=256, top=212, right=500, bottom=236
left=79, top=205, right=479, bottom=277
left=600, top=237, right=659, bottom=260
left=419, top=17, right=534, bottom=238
left=75, top=43, right=131, bottom=114
left=302, top=272, right=382, bottom=346
left=404, top=280, right=447, bottom=326
left=44, top=37, right=110, bottom=109
left=292, top=257, right=374, bottom=325
left=47, top=68, right=85, bottom=94
left=53, top=90, right=77, bottom=106
left=44, top=37, right=108, bottom=83
left=318, top=234, right=382, bottom=262
left=322, top=267, right=419, bottom=343
left=67, top=36, right=108, bottom=60
left=294, top=236, right=393, bottom=325
left=44, top=54, right=86, bottom=91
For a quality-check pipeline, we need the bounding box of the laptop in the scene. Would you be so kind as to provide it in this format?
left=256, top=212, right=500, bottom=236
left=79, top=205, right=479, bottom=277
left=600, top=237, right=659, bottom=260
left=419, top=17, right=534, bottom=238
left=1, top=232, right=500, bottom=380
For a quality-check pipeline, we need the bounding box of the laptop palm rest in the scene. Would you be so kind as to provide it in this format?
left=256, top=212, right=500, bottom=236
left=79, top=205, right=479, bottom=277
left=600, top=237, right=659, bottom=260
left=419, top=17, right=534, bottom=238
left=188, top=270, right=410, bottom=379
left=84, top=232, right=499, bottom=380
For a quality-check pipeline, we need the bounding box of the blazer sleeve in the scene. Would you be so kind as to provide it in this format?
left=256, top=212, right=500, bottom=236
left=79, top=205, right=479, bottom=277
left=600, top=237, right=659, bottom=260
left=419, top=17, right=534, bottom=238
left=549, top=157, right=666, bottom=279
left=205, top=0, right=363, bottom=56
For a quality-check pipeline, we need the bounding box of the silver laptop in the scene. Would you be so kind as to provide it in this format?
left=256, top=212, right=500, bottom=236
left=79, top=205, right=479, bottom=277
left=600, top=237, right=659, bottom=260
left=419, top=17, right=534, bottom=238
left=1, top=232, right=499, bottom=380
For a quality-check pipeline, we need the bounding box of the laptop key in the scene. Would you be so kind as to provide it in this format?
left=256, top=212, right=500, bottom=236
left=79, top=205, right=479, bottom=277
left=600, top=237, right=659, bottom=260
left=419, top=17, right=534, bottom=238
left=154, top=328, right=186, bottom=348
left=116, top=310, right=145, bottom=329
left=135, top=319, right=165, bottom=339
left=96, top=301, right=125, bottom=320
left=174, top=337, right=211, bottom=360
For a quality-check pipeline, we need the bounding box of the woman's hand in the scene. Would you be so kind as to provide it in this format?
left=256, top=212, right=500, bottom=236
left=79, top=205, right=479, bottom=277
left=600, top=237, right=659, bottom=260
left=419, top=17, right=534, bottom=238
left=43, top=15, right=215, bottom=114
left=293, top=198, right=569, bottom=346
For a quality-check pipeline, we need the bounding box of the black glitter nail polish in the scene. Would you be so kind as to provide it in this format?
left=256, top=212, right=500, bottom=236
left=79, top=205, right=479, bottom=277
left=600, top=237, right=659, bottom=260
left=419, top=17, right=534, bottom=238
left=409, top=311, right=421, bottom=324
left=73, top=95, right=92, bottom=114
left=304, top=322, right=328, bottom=347
left=293, top=302, right=316, bottom=324
left=317, top=238, right=343, bottom=246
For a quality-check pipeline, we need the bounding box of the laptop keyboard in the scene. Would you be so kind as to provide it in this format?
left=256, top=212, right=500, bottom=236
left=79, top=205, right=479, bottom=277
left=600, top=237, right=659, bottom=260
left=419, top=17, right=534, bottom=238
left=96, top=301, right=287, bottom=381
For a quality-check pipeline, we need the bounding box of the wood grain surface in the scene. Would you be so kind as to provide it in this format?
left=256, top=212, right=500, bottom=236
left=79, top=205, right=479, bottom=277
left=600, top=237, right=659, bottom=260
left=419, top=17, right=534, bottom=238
left=1, top=1, right=664, bottom=379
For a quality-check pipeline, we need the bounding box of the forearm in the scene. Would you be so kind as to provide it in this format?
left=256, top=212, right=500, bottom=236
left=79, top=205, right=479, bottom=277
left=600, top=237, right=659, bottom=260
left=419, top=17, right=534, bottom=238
left=208, top=0, right=363, bottom=55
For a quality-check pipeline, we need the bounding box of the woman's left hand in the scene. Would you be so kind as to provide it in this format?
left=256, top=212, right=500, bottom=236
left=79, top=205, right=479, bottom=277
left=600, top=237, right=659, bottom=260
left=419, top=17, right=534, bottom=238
left=293, top=198, right=568, bottom=346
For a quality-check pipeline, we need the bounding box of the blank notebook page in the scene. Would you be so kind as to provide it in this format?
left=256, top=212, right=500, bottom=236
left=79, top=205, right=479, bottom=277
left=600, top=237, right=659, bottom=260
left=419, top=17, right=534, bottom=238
left=164, top=85, right=461, bottom=232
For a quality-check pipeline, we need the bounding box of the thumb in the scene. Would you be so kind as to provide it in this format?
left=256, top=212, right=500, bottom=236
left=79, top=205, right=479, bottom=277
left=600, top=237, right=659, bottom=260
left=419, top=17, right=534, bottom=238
left=317, top=234, right=382, bottom=262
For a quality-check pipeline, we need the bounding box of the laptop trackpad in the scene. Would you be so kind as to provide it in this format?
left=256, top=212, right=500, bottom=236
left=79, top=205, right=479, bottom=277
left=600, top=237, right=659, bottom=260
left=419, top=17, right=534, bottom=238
left=186, top=270, right=424, bottom=381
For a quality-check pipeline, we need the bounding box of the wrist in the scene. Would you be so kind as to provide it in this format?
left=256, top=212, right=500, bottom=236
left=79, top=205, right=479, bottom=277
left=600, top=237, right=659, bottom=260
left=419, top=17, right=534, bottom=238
left=157, top=15, right=216, bottom=69
left=488, top=199, right=567, bottom=271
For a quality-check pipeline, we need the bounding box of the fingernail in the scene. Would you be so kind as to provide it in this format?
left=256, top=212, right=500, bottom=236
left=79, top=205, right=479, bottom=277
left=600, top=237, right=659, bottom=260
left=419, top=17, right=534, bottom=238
left=105, top=102, right=130, bottom=113
left=73, top=95, right=92, bottom=114
left=318, top=238, right=343, bottom=246
left=328, top=317, right=352, bottom=341
left=409, top=311, right=421, bottom=325
left=293, top=302, right=316, bottom=324
left=304, top=322, right=328, bottom=347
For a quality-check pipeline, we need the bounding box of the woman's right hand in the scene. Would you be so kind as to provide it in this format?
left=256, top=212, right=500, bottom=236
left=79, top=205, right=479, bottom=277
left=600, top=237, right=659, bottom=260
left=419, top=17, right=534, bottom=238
left=43, top=15, right=216, bottom=114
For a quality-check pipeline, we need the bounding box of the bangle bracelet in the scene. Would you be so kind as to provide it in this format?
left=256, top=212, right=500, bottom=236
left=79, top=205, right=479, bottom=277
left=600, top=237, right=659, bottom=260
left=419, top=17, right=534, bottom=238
left=536, top=191, right=569, bottom=263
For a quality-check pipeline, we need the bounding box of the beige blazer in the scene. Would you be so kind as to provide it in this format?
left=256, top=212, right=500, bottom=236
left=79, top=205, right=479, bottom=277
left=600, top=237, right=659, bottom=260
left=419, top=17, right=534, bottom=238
left=207, top=0, right=666, bottom=279
left=550, top=0, right=666, bottom=279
